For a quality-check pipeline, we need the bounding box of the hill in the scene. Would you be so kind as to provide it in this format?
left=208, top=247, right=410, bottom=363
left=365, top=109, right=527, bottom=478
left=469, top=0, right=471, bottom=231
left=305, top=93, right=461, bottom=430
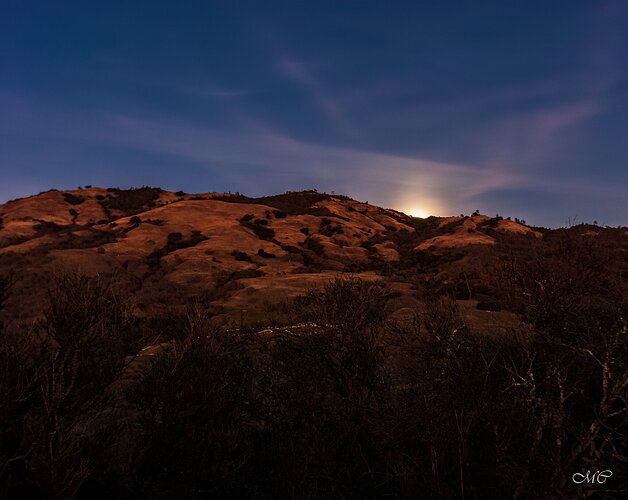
left=0, top=186, right=567, bottom=328
left=1, top=187, right=626, bottom=498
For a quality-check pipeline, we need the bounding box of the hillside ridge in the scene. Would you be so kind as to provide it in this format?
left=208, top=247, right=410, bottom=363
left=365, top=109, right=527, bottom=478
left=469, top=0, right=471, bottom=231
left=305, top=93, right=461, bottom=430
left=0, top=187, right=623, bottom=326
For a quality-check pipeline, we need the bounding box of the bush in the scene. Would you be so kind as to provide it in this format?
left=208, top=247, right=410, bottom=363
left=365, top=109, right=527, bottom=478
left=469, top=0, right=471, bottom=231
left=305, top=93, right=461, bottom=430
left=257, top=248, right=276, bottom=259
left=302, top=236, right=325, bottom=256
left=63, top=192, right=85, bottom=205
left=281, top=244, right=301, bottom=253
left=33, top=221, right=62, bottom=235
left=231, top=250, right=252, bottom=262
left=214, top=190, right=342, bottom=217
left=101, top=187, right=162, bottom=214
left=293, top=277, right=390, bottom=332
left=319, top=218, right=344, bottom=237
left=252, top=225, right=275, bottom=240
left=238, top=215, right=276, bottom=240
left=146, top=231, right=208, bottom=268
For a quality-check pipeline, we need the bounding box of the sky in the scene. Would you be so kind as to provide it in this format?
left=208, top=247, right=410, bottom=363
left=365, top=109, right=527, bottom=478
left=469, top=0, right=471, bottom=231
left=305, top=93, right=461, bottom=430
left=2, top=1, right=627, bottom=227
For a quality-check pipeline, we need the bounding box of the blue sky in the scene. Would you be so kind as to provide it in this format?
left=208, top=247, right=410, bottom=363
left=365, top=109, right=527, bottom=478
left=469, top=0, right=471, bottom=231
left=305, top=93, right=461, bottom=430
left=2, top=1, right=627, bottom=226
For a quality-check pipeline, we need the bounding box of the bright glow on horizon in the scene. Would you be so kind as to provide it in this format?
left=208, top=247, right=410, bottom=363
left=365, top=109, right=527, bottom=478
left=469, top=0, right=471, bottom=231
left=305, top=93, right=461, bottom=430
left=407, top=208, right=430, bottom=218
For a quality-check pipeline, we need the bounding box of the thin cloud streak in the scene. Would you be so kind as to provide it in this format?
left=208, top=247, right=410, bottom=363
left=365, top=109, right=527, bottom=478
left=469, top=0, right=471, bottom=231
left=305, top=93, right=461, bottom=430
left=100, top=114, right=520, bottom=214
left=276, top=56, right=359, bottom=139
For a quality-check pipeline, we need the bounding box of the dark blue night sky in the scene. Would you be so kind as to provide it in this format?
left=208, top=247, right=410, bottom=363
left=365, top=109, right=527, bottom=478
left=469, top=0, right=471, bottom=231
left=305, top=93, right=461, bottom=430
left=2, top=1, right=627, bottom=226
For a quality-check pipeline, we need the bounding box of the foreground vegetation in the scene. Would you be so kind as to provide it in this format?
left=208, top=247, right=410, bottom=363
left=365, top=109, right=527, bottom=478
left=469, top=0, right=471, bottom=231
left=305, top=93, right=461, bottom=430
left=0, top=232, right=626, bottom=498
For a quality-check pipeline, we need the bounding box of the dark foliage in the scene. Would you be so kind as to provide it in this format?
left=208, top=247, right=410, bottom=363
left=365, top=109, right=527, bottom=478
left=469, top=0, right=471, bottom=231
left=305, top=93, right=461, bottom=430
left=238, top=216, right=276, bottom=241
left=32, top=221, right=63, bottom=235
left=63, top=193, right=85, bottom=205
left=253, top=191, right=332, bottom=215
left=30, top=227, right=118, bottom=252
left=145, top=231, right=208, bottom=268
left=319, top=217, right=344, bottom=237
left=257, top=248, right=276, bottom=259
left=0, top=228, right=626, bottom=498
left=230, top=268, right=264, bottom=280
left=215, top=190, right=349, bottom=218
left=302, top=236, right=325, bottom=256
left=477, top=216, right=503, bottom=229
left=0, top=274, right=141, bottom=498
left=101, top=187, right=162, bottom=214
left=231, top=250, right=252, bottom=262
left=281, top=244, right=301, bottom=253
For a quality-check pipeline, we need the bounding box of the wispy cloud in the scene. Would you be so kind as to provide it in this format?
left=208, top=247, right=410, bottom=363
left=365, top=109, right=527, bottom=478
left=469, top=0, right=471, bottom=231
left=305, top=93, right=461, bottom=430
left=276, top=56, right=359, bottom=139
left=98, top=114, right=520, bottom=215
left=476, top=96, right=603, bottom=176
left=476, top=3, right=624, bottom=176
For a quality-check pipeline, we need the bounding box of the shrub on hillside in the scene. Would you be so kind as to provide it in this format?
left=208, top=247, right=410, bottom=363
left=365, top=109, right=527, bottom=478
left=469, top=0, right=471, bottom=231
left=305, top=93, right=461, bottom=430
left=146, top=231, right=208, bottom=268
left=257, top=248, right=276, bottom=259
left=101, top=187, right=162, bottom=214
left=231, top=250, right=252, bottom=262
left=302, top=236, right=325, bottom=256
left=292, top=277, right=390, bottom=332
left=238, top=216, right=276, bottom=241
left=319, top=217, right=344, bottom=237
left=63, top=192, right=85, bottom=205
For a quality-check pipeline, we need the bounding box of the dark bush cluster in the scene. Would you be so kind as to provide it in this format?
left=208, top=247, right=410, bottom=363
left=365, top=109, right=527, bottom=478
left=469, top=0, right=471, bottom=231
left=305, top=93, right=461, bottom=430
left=238, top=215, right=276, bottom=241
left=29, top=227, right=118, bottom=253
left=101, top=187, right=162, bottom=214
left=215, top=190, right=348, bottom=218
left=0, top=229, right=626, bottom=498
left=145, top=231, right=208, bottom=268
left=319, top=217, right=344, bottom=237
left=62, top=192, right=85, bottom=205
left=477, top=215, right=503, bottom=229
left=257, top=248, right=276, bottom=259
left=231, top=250, right=252, bottom=262
left=301, top=236, right=325, bottom=256
left=32, top=220, right=63, bottom=235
